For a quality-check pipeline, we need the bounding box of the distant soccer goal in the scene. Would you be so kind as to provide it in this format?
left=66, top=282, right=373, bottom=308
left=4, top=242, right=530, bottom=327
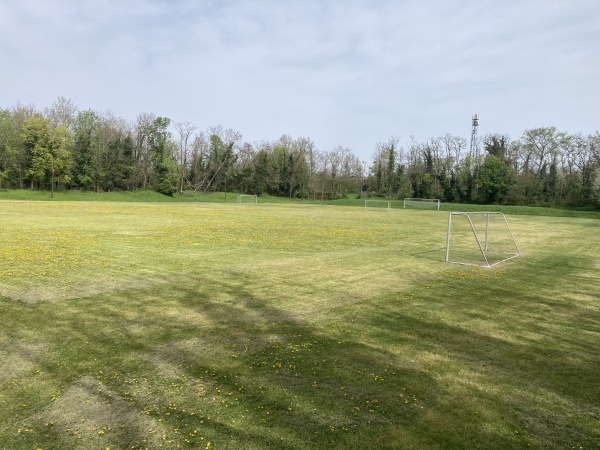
left=445, top=212, right=521, bottom=267
left=237, top=194, right=258, bottom=205
left=403, top=198, right=440, bottom=211
left=364, top=200, right=391, bottom=212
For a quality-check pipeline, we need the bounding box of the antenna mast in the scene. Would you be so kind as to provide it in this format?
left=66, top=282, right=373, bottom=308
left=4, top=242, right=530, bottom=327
left=469, top=113, right=479, bottom=172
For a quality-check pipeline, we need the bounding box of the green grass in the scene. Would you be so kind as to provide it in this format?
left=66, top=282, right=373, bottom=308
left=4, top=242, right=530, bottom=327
left=0, top=199, right=599, bottom=449
left=0, top=188, right=237, bottom=203
left=2, top=188, right=599, bottom=218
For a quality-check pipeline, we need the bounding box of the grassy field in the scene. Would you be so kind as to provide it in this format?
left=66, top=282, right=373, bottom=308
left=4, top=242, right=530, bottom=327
left=0, top=197, right=599, bottom=449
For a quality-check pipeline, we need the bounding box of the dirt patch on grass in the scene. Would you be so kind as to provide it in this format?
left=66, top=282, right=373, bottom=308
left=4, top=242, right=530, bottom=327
left=0, top=338, right=47, bottom=383
left=31, top=376, right=168, bottom=448
left=0, top=275, right=166, bottom=304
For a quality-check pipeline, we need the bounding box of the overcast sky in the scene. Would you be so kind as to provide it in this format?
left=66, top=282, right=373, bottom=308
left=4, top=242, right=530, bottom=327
left=1, top=0, right=598, bottom=160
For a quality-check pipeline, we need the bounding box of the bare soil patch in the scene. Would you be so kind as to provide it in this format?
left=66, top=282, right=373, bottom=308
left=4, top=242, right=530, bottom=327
left=31, top=376, right=168, bottom=448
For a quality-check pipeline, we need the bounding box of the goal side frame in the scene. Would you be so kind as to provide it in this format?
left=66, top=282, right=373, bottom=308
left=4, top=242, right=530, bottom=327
left=364, top=200, right=391, bottom=212
left=445, top=211, right=521, bottom=267
left=237, top=194, right=258, bottom=204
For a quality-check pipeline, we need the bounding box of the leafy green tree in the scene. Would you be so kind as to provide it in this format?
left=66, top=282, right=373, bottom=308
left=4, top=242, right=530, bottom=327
left=409, top=146, right=435, bottom=198
left=232, top=142, right=256, bottom=194
left=520, top=127, right=565, bottom=176
left=154, top=153, right=179, bottom=196
left=372, top=136, right=400, bottom=198
left=205, top=134, right=235, bottom=192
left=106, top=132, right=137, bottom=191
left=252, top=149, right=270, bottom=195
left=438, top=169, right=455, bottom=202
left=21, top=115, right=72, bottom=197
left=386, top=142, right=397, bottom=197
left=591, top=170, right=600, bottom=205
left=5, top=98, right=600, bottom=207
left=289, top=137, right=313, bottom=199
left=198, top=127, right=241, bottom=193
left=72, top=110, right=100, bottom=190
left=375, top=160, right=383, bottom=194
left=483, top=134, right=510, bottom=160
left=396, top=164, right=412, bottom=199
left=71, top=110, right=137, bottom=192
left=269, top=136, right=311, bottom=199
left=147, top=117, right=178, bottom=196
left=0, top=109, right=21, bottom=188
left=562, top=133, right=598, bottom=206
left=477, top=154, right=514, bottom=203
left=270, top=141, right=289, bottom=196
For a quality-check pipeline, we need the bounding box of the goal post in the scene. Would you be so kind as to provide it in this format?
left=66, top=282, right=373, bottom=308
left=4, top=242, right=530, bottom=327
left=403, top=198, right=440, bottom=211
left=445, top=212, right=521, bottom=267
left=364, top=200, right=391, bottom=212
left=237, top=194, right=258, bottom=205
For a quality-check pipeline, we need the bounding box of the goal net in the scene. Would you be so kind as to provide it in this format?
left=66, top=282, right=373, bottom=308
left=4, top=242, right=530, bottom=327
left=445, top=212, right=521, bottom=267
left=403, top=198, right=440, bottom=211
left=237, top=194, right=258, bottom=205
left=364, top=200, right=391, bottom=212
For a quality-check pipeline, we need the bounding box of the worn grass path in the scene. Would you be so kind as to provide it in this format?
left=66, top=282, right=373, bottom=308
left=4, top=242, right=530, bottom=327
left=0, top=200, right=598, bottom=449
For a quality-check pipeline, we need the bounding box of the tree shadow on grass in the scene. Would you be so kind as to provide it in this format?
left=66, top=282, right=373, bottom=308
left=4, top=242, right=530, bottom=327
left=8, top=256, right=600, bottom=449
left=131, top=272, right=598, bottom=449
left=349, top=261, right=600, bottom=449
left=146, top=278, right=436, bottom=449
left=7, top=275, right=435, bottom=449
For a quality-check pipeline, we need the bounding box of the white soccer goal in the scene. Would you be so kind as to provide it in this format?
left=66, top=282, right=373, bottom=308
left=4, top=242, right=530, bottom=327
left=237, top=194, right=258, bottom=205
left=445, top=212, right=521, bottom=267
left=364, top=200, right=391, bottom=212
left=403, top=198, right=440, bottom=211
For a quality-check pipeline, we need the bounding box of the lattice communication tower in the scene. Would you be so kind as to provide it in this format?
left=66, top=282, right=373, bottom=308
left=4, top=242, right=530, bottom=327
left=469, top=113, right=479, bottom=172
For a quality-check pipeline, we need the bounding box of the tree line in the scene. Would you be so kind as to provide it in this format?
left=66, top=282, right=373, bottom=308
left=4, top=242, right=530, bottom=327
left=1, top=97, right=599, bottom=206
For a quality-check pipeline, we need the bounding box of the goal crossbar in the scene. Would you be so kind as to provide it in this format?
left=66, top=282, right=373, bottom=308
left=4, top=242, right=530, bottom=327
left=445, top=212, right=521, bottom=267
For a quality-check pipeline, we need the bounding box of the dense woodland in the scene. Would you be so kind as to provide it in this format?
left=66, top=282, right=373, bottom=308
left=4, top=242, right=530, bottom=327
left=1, top=97, right=599, bottom=207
